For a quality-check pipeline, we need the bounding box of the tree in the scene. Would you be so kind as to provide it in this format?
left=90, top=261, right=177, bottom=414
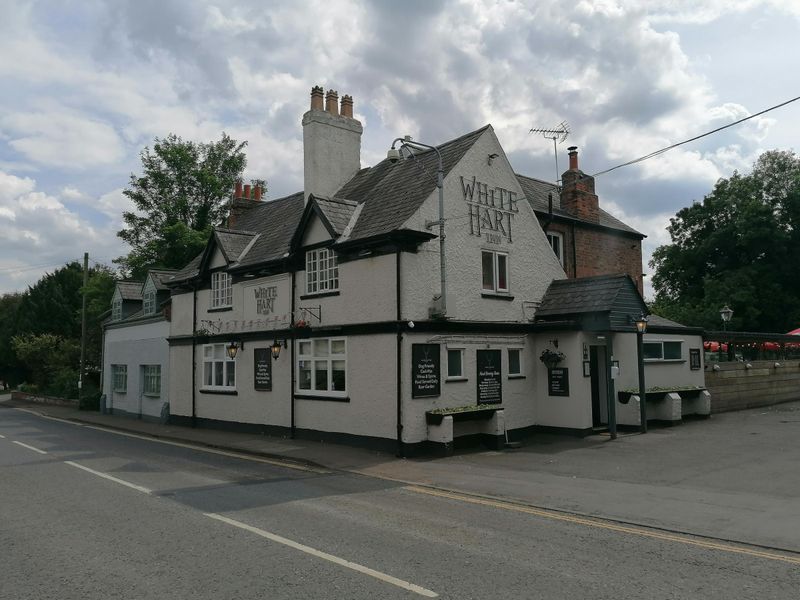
left=0, top=293, right=23, bottom=388
left=651, top=150, right=800, bottom=332
left=116, top=132, right=248, bottom=279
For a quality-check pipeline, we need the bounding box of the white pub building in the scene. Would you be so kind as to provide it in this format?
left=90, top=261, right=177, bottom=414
left=160, top=87, right=707, bottom=455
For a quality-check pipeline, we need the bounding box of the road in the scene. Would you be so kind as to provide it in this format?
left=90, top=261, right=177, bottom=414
left=2, top=406, right=798, bottom=599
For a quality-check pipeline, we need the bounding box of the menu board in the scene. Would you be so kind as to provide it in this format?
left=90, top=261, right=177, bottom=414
left=254, top=348, right=272, bottom=391
left=411, top=344, right=440, bottom=398
left=476, top=349, right=502, bottom=404
left=548, top=367, right=570, bottom=396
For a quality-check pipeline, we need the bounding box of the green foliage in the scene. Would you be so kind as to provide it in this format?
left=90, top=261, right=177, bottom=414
left=12, top=334, right=80, bottom=393
left=116, top=132, right=248, bottom=279
left=651, top=150, right=800, bottom=332
left=0, top=293, right=23, bottom=387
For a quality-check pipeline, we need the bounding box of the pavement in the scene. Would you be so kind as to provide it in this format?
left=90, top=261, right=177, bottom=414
left=3, top=393, right=800, bottom=554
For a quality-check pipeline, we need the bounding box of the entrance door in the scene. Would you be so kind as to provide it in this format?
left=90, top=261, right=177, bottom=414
left=590, top=346, right=608, bottom=427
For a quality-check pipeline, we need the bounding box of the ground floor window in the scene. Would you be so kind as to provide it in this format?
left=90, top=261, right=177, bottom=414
left=142, top=365, right=161, bottom=396
left=203, top=343, right=236, bottom=390
left=297, top=338, right=346, bottom=396
left=508, top=348, right=523, bottom=376
left=111, top=364, right=127, bottom=393
left=447, top=348, right=465, bottom=379
left=644, top=340, right=683, bottom=361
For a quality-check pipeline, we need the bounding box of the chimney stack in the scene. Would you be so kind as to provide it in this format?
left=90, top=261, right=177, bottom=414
left=325, top=89, right=339, bottom=116
left=253, top=184, right=262, bottom=201
left=302, top=85, right=363, bottom=205
left=568, top=146, right=579, bottom=171
left=234, top=179, right=243, bottom=199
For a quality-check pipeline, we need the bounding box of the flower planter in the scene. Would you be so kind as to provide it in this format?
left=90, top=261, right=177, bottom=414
left=425, top=405, right=499, bottom=425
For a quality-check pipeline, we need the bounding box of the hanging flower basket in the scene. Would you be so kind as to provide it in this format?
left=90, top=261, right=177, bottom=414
left=293, top=319, right=309, bottom=329
left=539, top=348, right=565, bottom=370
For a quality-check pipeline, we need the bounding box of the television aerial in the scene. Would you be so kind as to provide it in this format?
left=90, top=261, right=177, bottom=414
left=530, top=121, right=570, bottom=185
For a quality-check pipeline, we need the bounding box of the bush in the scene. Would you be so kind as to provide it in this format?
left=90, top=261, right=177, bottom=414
left=79, top=391, right=101, bottom=411
left=17, top=382, right=39, bottom=394
left=46, top=367, right=79, bottom=399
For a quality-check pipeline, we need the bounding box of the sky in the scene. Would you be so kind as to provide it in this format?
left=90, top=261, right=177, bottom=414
left=1, top=0, right=799, bottom=298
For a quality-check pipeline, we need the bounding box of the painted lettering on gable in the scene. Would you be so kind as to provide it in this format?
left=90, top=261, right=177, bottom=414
left=254, top=286, right=278, bottom=315
left=460, top=176, right=518, bottom=244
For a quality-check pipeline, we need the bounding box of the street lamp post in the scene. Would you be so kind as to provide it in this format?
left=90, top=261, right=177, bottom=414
left=387, top=137, right=447, bottom=318
left=720, top=305, right=733, bottom=332
left=633, top=314, right=649, bottom=434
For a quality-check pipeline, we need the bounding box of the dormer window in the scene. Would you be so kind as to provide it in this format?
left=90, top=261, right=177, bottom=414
left=111, top=298, right=122, bottom=321
left=306, top=248, right=339, bottom=295
left=143, top=291, right=156, bottom=316
left=211, top=272, right=232, bottom=308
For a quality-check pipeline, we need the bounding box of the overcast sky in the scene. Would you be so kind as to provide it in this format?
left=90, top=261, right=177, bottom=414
left=1, top=0, right=798, bottom=298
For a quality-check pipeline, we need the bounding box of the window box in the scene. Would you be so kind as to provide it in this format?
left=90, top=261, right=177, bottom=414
left=426, top=404, right=500, bottom=426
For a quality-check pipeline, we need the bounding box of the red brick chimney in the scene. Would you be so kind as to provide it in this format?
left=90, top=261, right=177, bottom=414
left=310, top=86, right=324, bottom=111
left=227, top=179, right=264, bottom=228
left=340, top=95, right=354, bottom=118
left=560, top=146, right=599, bottom=223
left=325, top=89, right=339, bottom=116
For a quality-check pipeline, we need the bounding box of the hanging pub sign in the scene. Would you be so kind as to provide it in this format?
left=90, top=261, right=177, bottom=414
left=548, top=367, right=570, bottom=396
left=476, top=349, right=502, bottom=404
left=254, top=348, right=272, bottom=391
left=411, top=344, right=441, bottom=398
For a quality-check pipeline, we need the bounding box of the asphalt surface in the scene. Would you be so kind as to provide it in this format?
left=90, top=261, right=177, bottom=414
left=2, top=406, right=800, bottom=599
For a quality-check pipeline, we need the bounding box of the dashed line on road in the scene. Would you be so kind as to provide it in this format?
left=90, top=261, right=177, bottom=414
left=406, top=486, right=800, bottom=566
left=12, top=440, right=47, bottom=454
left=204, top=512, right=438, bottom=598
left=64, top=461, right=152, bottom=495
left=0, top=433, right=5, bottom=438
left=11, top=407, right=327, bottom=474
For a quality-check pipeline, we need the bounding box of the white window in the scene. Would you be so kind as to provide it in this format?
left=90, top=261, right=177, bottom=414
left=643, top=340, right=683, bottom=361
left=447, top=348, right=465, bottom=380
left=211, top=272, right=232, bottom=308
left=142, top=365, right=161, bottom=396
left=143, top=291, right=157, bottom=316
left=297, top=338, right=346, bottom=397
left=111, top=364, right=127, bottom=392
left=481, top=250, right=509, bottom=293
left=111, top=298, right=122, bottom=321
left=203, top=344, right=236, bottom=390
left=305, top=248, right=339, bottom=295
left=546, top=232, right=564, bottom=266
left=508, top=348, right=523, bottom=377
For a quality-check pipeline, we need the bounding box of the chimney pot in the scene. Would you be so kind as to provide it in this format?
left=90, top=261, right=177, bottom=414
left=568, top=146, right=579, bottom=171
left=341, top=95, right=354, bottom=118
left=243, top=184, right=251, bottom=199
left=234, top=179, right=243, bottom=199
left=310, top=85, right=324, bottom=111
left=325, top=89, right=339, bottom=116
left=253, top=185, right=262, bottom=201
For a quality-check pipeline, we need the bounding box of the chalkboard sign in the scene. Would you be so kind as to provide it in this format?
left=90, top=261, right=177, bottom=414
left=548, top=367, right=569, bottom=396
left=476, top=349, right=502, bottom=404
left=412, top=344, right=441, bottom=398
left=254, top=348, right=272, bottom=391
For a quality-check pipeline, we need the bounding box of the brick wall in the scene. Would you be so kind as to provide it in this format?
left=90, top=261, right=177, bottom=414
left=705, top=360, right=800, bottom=413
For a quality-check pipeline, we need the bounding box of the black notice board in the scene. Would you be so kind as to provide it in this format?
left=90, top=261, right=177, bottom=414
left=476, top=349, right=502, bottom=404
left=690, top=348, right=701, bottom=370
left=548, top=367, right=570, bottom=396
left=254, top=348, right=272, bottom=391
left=411, top=344, right=440, bottom=398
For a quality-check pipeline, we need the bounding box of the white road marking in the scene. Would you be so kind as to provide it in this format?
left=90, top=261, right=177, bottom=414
left=12, top=440, right=47, bottom=454
left=204, top=512, right=438, bottom=598
left=12, top=407, right=325, bottom=474
left=64, top=461, right=152, bottom=495
left=0, top=433, right=6, bottom=438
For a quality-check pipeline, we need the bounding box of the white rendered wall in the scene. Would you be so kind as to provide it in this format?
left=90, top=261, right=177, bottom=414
left=613, top=331, right=706, bottom=392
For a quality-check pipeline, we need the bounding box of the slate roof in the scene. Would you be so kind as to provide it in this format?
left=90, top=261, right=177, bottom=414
left=314, top=196, right=358, bottom=235
left=168, top=253, right=203, bottom=285
left=337, top=126, right=490, bottom=240
left=537, top=274, right=636, bottom=317
left=148, top=269, right=178, bottom=291
left=515, top=174, right=643, bottom=237
left=117, top=280, right=143, bottom=300
left=215, top=229, right=257, bottom=262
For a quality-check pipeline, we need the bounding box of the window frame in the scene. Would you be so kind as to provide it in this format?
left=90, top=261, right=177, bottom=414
left=446, top=347, right=466, bottom=381
left=481, top=250, right=510, bottom=294
left=643, top=340, right=684, bottom=362
left=305, top=247, right=339, bottom=295
left=508, top=347, right=524, bottom=378
left=111, top=298, right=122, bottom=321
left=296, top=337, right=347, bottom=398
left=210, top=271, right=233, bottom=309
left=111, top=364, right=127, bottom=393
left=142, top=364, right=161, bottom=397
left=143, top=291, right=157, bottom=316
left=202, top=343, right=237, bottom=391
left=546, top=231, right=564, bottom=266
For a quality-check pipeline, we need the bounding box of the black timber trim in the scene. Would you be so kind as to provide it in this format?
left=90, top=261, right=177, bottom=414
left=481, top=292, right=515, bottom=301
left=294, top=394, right=350, bottom=403
left=290, top=195, right=337, bottom=252
left=199, top=389, right=238, bottom=396
left=334, top=229, right=436, bottom=252
left=299, top=291, right=340, bottom=300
